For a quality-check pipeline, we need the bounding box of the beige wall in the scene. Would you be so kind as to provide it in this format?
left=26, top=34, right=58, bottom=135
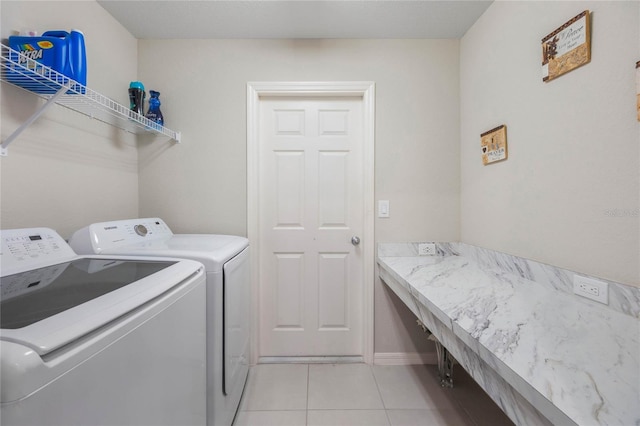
left=9, top=0, right=636, bottom=358
left=137, top=39, right=461, bottom=354
left=1, top=1, right=139, bottom=238
left=460, top=1, right=640, bottom=287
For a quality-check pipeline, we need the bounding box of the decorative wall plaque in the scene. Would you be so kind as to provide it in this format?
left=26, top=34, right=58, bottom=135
left=481, top=125, right=507, bottom=165
left=542, top=10, right=591, bottom=82
left=636, top=61, right=640, bottom=121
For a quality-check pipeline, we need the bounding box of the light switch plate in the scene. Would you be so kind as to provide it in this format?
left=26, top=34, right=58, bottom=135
left=378, top=200, right=390, bottom=218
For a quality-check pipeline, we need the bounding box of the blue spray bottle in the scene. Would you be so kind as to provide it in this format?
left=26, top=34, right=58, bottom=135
left=145, top=90, right=164, bottom=127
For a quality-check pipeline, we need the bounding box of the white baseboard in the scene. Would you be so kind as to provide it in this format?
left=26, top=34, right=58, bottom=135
left=258, top=356, right=363, bottom=364
left=373, top=352, right=438, bottom=365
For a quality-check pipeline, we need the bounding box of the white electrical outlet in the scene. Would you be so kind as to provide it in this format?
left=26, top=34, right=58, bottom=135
left=418, top=243, right=436, bottom=256
left=573, top=275, right=608, bottom=304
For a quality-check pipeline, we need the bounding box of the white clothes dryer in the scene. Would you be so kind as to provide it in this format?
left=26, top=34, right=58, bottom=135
left=70, top=218, right=250, bottom=426
left=0, top=227, right=207, bottom=426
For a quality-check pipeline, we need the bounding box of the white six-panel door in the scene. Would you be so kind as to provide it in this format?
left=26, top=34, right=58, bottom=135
left=258, top=96, right=364, bottom=357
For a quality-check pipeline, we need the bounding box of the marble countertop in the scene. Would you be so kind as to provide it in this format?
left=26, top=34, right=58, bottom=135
left=377, top=252, right=639, bottom=425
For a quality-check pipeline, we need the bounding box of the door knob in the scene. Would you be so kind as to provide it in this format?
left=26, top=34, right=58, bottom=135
left=351, top=236, right=361, bottom=246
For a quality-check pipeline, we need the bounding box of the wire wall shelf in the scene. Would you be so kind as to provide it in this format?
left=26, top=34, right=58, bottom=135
left=1, top=43, right=181, bottom=156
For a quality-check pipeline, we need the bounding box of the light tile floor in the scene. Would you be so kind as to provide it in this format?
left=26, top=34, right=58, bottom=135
left=235, top=363, right=514, bottom=426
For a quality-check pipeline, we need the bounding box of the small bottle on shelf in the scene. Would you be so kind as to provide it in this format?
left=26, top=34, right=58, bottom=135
left=145, top=90, right=164, bottom=128
left=128, top=81, right=145, bottom=117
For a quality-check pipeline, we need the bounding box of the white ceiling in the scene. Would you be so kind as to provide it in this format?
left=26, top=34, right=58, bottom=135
left=97, top=0, right=493, bottom=39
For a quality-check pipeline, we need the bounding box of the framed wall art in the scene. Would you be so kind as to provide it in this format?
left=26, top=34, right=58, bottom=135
left=481, top=125, right=507, bottom=165
left=542, top=10, right=591, bottom=82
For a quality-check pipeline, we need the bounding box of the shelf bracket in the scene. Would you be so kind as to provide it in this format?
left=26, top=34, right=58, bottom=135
left=1, top=85, right=68, bottom=156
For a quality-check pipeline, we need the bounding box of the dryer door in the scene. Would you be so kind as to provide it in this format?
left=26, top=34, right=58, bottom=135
left=223, top=247, right=250, bottom=396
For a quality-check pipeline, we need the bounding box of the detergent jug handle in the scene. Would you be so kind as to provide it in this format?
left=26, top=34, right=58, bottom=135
left=42, top=30, right=70, bottom=38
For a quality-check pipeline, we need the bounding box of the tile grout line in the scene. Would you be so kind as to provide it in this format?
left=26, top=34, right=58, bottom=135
left=368, top=364, right=393, bottom=426
left=450, top=393, right=481, bottom=426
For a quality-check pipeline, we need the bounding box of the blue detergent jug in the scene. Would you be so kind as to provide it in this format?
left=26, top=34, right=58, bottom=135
left=8, top=30, right=86, bottom=94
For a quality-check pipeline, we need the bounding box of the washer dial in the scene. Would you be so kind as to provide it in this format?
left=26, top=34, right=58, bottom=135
left=134, top=224, right=148, bottom=237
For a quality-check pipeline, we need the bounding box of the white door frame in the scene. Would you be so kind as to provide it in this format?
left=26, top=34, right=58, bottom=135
left=247, top=81, right=375, bottom=365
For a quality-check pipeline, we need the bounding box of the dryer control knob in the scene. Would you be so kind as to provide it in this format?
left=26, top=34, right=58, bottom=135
left=134, top=224, right=148, bottom=237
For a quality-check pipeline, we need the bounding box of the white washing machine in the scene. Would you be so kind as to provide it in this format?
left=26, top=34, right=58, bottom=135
left=0, top=227, right=207, bottom=425
left=70, top=218, right=250, bottom=426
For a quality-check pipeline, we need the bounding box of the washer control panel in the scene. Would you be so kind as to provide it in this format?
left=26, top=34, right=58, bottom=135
left=69, top=218, right=173, bottom=254
left=1, top=228, right=77, bottom=276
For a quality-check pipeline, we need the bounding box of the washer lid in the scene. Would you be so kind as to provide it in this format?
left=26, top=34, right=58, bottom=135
left=0, top=256, right=202, bottom=356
